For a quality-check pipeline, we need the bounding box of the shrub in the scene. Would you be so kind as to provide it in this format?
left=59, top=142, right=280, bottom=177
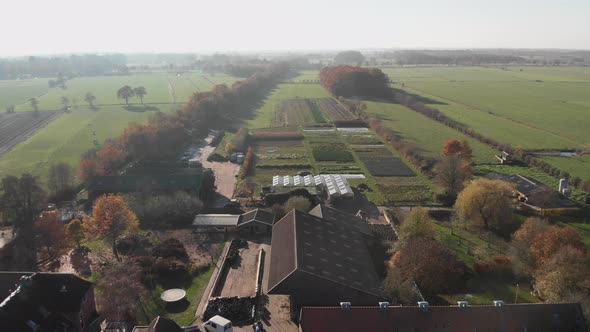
left=473, top=256, right=513, bottom=277
left=153, top=258, right=188, bottom=278
left=152, top=238, right=188, bottom=260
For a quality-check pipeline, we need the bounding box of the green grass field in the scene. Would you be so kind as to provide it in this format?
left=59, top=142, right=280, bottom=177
left=0, top=106, right=164, bottom=184
left=364, top=101, right=498, bottom=164
left=0, top=78, right=49, bottom=110
left=0, top=72, right=239, bottom=185
left=379, top=66, right=590, bottom=182
left=11, top=72, right=239, bottom=111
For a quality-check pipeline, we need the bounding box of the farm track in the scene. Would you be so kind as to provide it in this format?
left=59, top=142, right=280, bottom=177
left=0, top=111, right=63, bottom=156
left=167, top=79, right=178, bottom=104
left=406, top=85, right=590, bottom=148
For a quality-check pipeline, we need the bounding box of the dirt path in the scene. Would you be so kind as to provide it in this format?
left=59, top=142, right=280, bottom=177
left=198, top=145, right=239, bottom=199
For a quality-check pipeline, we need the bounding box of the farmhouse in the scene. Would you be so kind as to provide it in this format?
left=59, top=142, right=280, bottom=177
left=0, top=272, right=98, bottom=332
left=299, top=302, right=587, bottom=332
left=267, top=207, right=383, bottom=306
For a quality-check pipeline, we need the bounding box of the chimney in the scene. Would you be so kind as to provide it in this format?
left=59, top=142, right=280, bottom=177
left=379, top=302, right=390, bottom=311
left=457, top=301, right=468, bottom=308
left=493, top=300, right=505, bottom=307
left=418, top=301, right=429, bottom=312
left=340, top=302, right=351, bottom=311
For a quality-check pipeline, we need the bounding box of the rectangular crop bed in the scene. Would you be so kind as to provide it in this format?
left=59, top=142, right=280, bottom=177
left=311, top=143, right=355, bottom=162
left=315, top=98, right=356, bottom=121
left=355, top=148, right=416, bottom=177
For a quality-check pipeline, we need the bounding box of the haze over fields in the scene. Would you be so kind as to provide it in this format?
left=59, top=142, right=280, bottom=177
left=1, top=0, right=590, bottom=55
left=1, top=1, right=590, bottom=331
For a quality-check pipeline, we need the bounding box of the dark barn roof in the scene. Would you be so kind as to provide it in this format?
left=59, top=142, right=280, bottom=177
left=487, top=173, right=548, bottom=196
left=300, top=303, right=587, bottom=332
left=0, top=273, right=94, bottom=332
left=308, top=204, right=370, bottom=235
left=89, top=174, right=202, bottom=193
left=237, top=209, right=276, bottom=227
left=487, top=173, right=577, bottom=208
left=268, top=209, right=383, bottom=305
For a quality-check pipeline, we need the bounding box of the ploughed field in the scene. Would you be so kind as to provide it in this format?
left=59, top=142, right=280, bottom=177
left=0, top=111, right=62, bottom=156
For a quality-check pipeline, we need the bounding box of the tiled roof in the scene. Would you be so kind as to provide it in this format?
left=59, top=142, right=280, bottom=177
left=268, top=208, right=382, bottom=303
left=0, top=272, right=94, bottom=331
left=89, top=175, right=202, bottom=193
left=308, top=204, right=370, bottom=235
left=300, top=303, right=587, bottom=332
left=237, top=209, right=276, bottom=227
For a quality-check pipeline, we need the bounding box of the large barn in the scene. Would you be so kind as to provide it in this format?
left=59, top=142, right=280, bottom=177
left=267, top=206, right=383, bottom=306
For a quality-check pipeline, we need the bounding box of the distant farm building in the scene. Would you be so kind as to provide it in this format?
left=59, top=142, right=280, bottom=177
left=271, top=174, right=354, bottom=200
left=267, top=205, right=383, bottom=306
left=487, top=173, right=578, bottom=213
left=193, top=209, right=276, bottom=234
left=89, top=174, right=203, bottom=199
left=495, top=150, right=514, bottom=164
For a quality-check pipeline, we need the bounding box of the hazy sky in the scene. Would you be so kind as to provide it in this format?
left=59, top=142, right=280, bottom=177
left=1, top=0, right=589, bottom=55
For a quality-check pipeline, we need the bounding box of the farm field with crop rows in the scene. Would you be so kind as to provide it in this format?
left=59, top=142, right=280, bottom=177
left=236, top=76, right=434, bottom=204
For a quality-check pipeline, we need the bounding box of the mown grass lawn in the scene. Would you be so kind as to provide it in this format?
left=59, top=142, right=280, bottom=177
left=431, top=221, right=540, bottom=305
left=137, top=263, right=215, bottom=327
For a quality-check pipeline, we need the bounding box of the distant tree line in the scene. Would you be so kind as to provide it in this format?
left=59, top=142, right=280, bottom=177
left=393, top=50, right=526, bottom=66
left=333, top=50, right=365, bottom=65
left=80, top=62, right=289, bottom=181
left=0, top=54, right=127, bottom=79
left=320, top=65, right=390, bottom=97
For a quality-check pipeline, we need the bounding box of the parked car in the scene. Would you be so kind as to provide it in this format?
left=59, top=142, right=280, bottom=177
left=203, top=315, right=232, bottom=332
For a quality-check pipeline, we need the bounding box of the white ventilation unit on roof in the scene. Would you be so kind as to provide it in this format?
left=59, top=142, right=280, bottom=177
left=418, top=301, right=429, bottom=311
left=457, top=301, right=468, bottom=308
left=494, top=300, right=505, bottom=307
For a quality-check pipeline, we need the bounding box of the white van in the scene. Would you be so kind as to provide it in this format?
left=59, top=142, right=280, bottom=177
left=203, top=315, right=233, bottom=332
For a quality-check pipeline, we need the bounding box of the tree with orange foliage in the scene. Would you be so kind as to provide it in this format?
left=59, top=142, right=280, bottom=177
left=510, top=217, right=549, bottom=276
left=435, top=154, right=472, bottom=194
left=442, top=139, right=462, bottom=156
left=84, top=194, right=139, bottom=261
left=534, top=246, right=590, bottom=303
left=530, top=226, right=585, bottom=267
left=34, top=211, right=71, bottom=266
left=442, top=139, right=472, bottom=160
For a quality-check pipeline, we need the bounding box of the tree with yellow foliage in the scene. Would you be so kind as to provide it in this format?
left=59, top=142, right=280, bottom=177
left=84, top=194, right=138, bottom=261
left=455, top=179, right=515, bottom=235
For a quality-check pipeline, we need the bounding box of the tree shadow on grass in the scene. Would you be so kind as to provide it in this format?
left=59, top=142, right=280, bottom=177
left=124, top=105, right=160, bottom=112
left=165, top=298, right=190, bottom=313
